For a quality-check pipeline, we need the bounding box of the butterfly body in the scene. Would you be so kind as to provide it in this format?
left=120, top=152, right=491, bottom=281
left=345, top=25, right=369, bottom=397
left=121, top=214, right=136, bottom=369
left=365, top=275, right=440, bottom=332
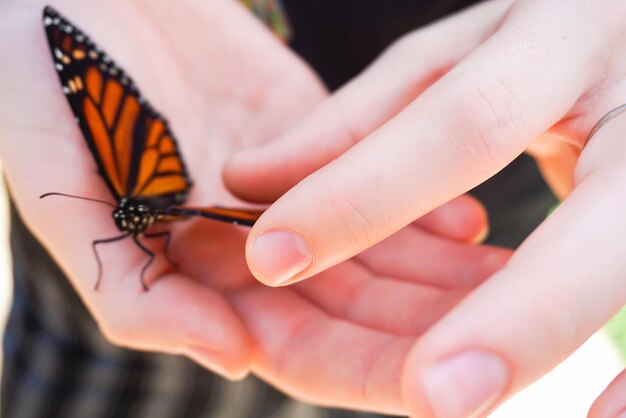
left=112, top=198, right=158, bottom=235
left=42, top=6, right=263, bottom=290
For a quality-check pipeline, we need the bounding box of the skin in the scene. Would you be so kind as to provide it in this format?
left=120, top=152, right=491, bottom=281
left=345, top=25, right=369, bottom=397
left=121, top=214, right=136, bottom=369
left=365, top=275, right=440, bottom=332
left=0, top=0, right=512, bottom=416
left=225, top=0, right=626, bottom=416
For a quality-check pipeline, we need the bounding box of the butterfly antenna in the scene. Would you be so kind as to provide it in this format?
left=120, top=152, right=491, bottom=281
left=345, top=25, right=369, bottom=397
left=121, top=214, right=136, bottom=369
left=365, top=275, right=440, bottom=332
left=40, top=192, right=116, bottom=208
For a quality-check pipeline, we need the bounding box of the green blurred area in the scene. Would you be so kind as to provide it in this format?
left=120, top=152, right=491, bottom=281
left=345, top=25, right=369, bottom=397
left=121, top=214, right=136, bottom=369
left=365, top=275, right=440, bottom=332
left=607, top=307, right=626, bottom=362
left=240, top=0, right=291, bottom=40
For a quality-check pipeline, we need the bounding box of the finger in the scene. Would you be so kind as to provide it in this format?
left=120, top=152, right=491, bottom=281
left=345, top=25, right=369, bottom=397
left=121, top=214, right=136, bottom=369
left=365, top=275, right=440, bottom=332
left=356, top=226, right=511, bottom=288
left=230, top=287, right=412, bottom=415
left=295, top=261, right=462, bottom=336
left=589, top=369, right=626, bottom=418
left=401, top=117, right=626, bottom=417
left=414, top=194, right=490, bottom=243
left=224, top=0, right=514, bottom=202
left=526, top=128, right=581, bottom=199
left=92, top=272, right=252, bottom=380
left=139, top=0, right=326, bottom=146
left=243, top=0, right=606, bottom=286
left=294, top=227, right=510, bottom=335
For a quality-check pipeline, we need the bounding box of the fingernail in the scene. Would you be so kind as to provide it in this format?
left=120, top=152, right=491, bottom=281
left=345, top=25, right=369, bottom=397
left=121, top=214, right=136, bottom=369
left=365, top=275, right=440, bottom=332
left=422, top=351, right=509, bottom=418
left=249, top=230, right=312, bottom=285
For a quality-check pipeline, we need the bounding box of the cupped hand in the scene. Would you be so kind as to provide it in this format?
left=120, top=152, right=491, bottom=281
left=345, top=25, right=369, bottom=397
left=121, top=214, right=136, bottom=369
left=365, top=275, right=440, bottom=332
left=0, top=0, right=511, bottom=413
left=226, top=0, right=626, bottom=416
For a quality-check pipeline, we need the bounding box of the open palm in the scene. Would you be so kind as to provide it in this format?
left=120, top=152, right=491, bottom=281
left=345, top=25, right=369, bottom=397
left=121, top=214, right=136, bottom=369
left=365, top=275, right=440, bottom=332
left=0, top=0, right=510, bottom=414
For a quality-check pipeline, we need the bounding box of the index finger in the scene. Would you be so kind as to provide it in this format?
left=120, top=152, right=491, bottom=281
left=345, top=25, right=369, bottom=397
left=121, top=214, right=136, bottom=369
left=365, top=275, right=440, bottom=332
left=240, top=0, right=605, bottom=286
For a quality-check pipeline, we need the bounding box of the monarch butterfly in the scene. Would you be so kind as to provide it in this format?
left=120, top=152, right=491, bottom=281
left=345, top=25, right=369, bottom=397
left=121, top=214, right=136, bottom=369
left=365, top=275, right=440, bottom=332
left=42, top=6, right=263, bottom=290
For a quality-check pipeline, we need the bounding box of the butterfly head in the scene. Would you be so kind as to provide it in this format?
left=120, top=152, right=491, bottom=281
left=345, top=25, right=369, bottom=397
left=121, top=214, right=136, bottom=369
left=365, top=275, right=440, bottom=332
left=113, top=198, right=156, bottom=235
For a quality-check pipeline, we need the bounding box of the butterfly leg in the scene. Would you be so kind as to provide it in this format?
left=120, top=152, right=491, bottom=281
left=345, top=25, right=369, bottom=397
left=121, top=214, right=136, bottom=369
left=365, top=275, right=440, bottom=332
left=132, top=236, right=155, bottom=292
left=92, top=233, right=130, bottom=290
left=143, top=231, right=177, bottom=269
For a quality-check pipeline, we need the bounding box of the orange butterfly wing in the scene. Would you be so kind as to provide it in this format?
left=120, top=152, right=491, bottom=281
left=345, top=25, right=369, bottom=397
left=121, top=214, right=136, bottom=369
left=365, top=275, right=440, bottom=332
left=44, top=6, right=191, bottom=208
left=163, top=206, right=264, bottom=227
left=44, top=6, right=261, bottom=227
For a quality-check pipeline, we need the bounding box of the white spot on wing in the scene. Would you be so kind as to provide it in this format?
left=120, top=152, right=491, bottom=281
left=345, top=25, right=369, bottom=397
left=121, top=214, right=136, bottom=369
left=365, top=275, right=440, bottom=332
left=54, top=48, right=63, bottom=59
left=64, top=24, right=73, bottom=33
left=55, top=63, right=63, bottom=71
left=52, top=17, right=60, bottom=25
left=76, top=34, right=85, bottom=43
left=43, top=16, right=53, bottom=26
left=63, top=86, right=71, bottom=94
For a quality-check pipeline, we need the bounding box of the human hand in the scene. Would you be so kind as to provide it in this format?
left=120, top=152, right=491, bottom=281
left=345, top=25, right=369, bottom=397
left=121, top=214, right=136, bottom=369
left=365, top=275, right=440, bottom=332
left=225, top=0, right=626, bottom=416
left=0, top=0, right=510, bottom=408
left=0, top=0, right=327, bottom=379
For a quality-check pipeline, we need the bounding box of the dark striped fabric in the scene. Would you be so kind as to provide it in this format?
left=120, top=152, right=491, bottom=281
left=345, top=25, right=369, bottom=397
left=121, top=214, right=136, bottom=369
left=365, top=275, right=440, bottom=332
left=1, top=1, right=558, bottom=417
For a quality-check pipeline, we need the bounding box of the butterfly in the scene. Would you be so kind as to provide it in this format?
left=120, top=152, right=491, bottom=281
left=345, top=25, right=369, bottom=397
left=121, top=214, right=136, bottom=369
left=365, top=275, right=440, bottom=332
left=42, top=6, right=263, bottom=291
